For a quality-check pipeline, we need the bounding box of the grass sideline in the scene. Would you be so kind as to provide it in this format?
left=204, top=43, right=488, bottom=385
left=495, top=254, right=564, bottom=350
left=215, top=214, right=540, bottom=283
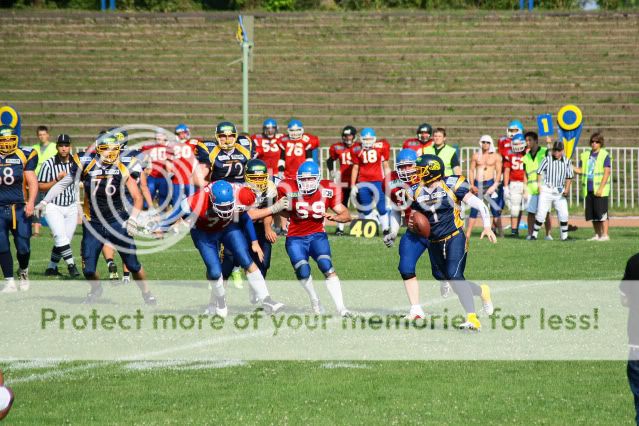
left=0, top=227, right=636, bottom=423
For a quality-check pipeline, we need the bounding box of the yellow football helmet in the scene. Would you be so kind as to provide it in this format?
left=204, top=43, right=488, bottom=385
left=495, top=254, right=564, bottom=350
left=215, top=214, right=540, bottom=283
left=0, top=125, right=19, bottom=156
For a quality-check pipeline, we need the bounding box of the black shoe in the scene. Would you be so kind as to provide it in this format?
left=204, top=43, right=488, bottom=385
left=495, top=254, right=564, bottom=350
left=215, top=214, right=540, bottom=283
left=108, top=262, right=119, bottom=280
left=45, top=267, right=61, bottom=276
left=68, top=264, right=81, bottom=278
left=143, top=291, right=157, bottom=306
left=83, top=285, right=104, bottom=304
left=335, top=229, right=345, bottom=236
left=568, top=224, right=578, bottom=232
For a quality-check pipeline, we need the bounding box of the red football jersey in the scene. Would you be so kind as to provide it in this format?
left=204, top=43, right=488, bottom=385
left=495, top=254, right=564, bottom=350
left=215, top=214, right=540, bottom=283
left=277, top=179, right=340, bottom=237
left=140, top=142, right=169, bottom=178
left=186, top=183, right=255, bottom=232
left=498, top=136, right=511, bottom=158
left=402, top=138, right=433, bottom=156
left=352, top=140, right=390, bottom=183
left=167, top=138, right=200, bottom=185
left=328, top=141, right=360, bottom=186
left=252, top=133, right=282, bottom=176
left=503, top=150, right=526, bottom=182
left=278, top=133, right=320, bottom=180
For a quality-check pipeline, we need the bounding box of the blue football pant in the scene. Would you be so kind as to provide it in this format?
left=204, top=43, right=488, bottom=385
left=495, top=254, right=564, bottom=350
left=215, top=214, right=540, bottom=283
left=81, top=220, right=141, bottom=277
left=285, top=232, right=333, bottom=280
left=397, top=230, right=429, bottom=279
left=355, top=181, right=387, bottom=216
left=147, top=175, right=170, bottom=208
left=170, top=183, right=195, bottom=208
left=191, top=224, right=254, bottom=281
left=222, top=223, right=272, bottom=279
left=0, top=205, right=32, bottom=278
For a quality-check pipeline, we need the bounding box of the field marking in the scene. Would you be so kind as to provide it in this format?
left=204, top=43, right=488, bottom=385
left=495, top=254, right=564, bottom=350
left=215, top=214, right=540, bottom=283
left=320, top=362, right=373, bottom=370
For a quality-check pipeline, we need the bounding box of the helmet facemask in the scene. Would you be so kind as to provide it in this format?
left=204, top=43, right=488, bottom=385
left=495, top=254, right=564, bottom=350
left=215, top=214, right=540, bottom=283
left=288, top=126, right=304, bottom=140
left=246, top=172, right=269, bottom=193
left=360, top=136, right=376, bottom=149
left=397, top=162, right=418, bottom=184
left=0, top=134, right=18, bottom=156
left=263, top=125, right=277, bottom=138
left=96, top=141, right=121, bottom=165
left=209, top=193, right=235, bottom=220
left=511, top=139, right=526, bottom=153
left=297, top=174, right=320, bottom=195
left=216, top=131, right=237, bottom=151
left=507, top=127, right=522, bottom=139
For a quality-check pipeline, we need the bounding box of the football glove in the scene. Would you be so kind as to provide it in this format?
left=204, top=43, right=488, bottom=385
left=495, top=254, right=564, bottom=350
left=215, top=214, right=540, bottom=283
left=383, top=231, right=397, bottom=248
left=34, top=201, right=48, bottom=219
left=125, top=217, right=139, bottom=236
left=269, top=197, right=290, bottom=214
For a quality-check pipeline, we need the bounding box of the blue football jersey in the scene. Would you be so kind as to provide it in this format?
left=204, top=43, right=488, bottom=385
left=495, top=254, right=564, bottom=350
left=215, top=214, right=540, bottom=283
left=196, top=140, right=252, bottom=183
left=411, top=175, right=470, bottom=240
left=0, top=148, right=38, bottom=206
left=70, top=151, right=142, bottom=222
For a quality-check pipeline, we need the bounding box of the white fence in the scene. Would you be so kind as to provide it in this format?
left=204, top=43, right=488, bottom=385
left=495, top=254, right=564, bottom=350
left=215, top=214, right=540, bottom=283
left=317, top=146, right=639, bottom=208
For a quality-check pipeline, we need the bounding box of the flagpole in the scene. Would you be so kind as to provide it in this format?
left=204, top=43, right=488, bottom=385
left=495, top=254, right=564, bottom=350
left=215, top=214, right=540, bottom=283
left=242, top=40, right=249, bottom=133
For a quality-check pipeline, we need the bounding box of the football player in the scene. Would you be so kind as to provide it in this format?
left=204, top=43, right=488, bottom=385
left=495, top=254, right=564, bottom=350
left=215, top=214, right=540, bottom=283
left=402, top=123, right=433, bottom=156
left=277, top=119, right=320, bottom=181
left=350, top=127, right=391, bottom=236
left=36, top=130, right=156, bottom=304
left=140, top=131, right=171, bottom=209
left=498, top=119, right=524, bottom=158
left=277, top=161, right=352, bottom=316
left=167, top=123, right=199, bottom=207
left=157, top=179, right=287, bottom=316
left=196, top=122, right=252, bottom=185
left=252, top=118, right=282, bottom=179
left=327, top=125, right=360, bottom=236
left=0, top=125, right=38, bottom=293
left=401, top=155, right=496, bottom=329
left=503, top=133, right=528, bottom=237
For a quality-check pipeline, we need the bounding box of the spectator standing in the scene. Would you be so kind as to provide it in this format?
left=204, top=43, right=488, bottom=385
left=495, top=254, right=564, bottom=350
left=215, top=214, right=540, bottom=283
left=30, top=126, right=58, bottom=237
left=422, top=128, right=461, bottom=176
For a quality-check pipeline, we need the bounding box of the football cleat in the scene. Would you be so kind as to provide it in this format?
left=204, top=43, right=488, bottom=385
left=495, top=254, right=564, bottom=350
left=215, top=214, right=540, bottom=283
left=108, top=262, right=119, bottom=281
left=598, top=235, right=610, bottom=241
left=440, top=281, right=452, bottom=298
left=545, top=235, right=554, bottom=241
left=0, top=280, right=17, bottom=294
left=143, top=291, right=157, bottom=306
left=68, top=264, right=81, bottom=278
left=230, top=269, right=244, bottom=289
left=335, top=229, right=345, bottom=236
left=215, top=296, right=228, bottom=318
left=311, top=299, right=325, bottom=315
left=261, top=297, right=284, bottom=314
left=339, top=309, right=354, bottom=319
left=18, top=269, right=29, bottom=291
left=480, top=284, right=494, bottom=315
left=45, top=267, right=61, bottom=277
left=403, top=312, right=424, bottom=320
left=459, top=320, right=481, bottom=331
left=83, top=285, right=104, bottom=304
left=122, top=274, right=131, bottom=285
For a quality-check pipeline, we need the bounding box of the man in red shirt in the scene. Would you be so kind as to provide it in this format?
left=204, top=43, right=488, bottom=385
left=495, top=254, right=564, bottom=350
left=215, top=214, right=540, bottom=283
left=402, top=123, right=433, bottom=156
left=350, top=127, right=391, bottom=236
left=252, top=118, right=282, bottom=179
left=166, top=123, right=199, bottom=207
left=277, top=161, right=352, bottom=316
left=327, top=125, right=360, bottom=236
left=503, top=133, right=528, bottom=237
left=277, top=119, right=319, bottom=181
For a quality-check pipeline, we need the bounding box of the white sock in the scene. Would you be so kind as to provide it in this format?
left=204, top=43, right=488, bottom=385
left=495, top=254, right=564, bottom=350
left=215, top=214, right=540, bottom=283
left=410, top=304, right=425, bottom=316
left=379, top=212, right=390, bottom=233
left=211, top=277, right=225, bottom=298
left=299, top=276, right=319, bottom=303
left=325, top=275, right=346, bottom=313
left=246, top=269, right=268, bottom=300
left=337, top=223, right=344, bottom=231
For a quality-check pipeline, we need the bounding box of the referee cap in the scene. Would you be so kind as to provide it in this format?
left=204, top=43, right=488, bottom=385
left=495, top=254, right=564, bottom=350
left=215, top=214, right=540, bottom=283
left=552, top=141, right=564, bottom=151
left=56, top=134, right=71, bottom=144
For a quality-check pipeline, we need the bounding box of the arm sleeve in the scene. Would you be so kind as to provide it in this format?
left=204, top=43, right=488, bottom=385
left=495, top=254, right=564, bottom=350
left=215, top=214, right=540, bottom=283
left=37, top=161, right=50, bottom=183
left=566, top=159, right=574, bottom=179
left=450, top=152, right=460, bottom=168
left=464, top=193, right=491, bottom=228
left=42, top=174, right=74, bottom=203
left=536, top=158, right=547, bottom=174
left=25, top=151, right=39, bottom=171
left=604, top=156, right=611, bottom=168
left=240, top=211, right=258, bottom=242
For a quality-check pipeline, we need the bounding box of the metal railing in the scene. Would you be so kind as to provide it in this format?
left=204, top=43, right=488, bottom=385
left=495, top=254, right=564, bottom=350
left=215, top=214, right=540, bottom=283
left=317, top=146, right=639, bottom=208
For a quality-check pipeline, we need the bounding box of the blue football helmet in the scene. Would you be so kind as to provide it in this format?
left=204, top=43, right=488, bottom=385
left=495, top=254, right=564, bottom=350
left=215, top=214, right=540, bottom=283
left=262, top=118, right=278, bottom=138
left=296, top=161, right=321, bottom=195
left=416, top=154, right=444, bottom=185
left=507, top=120, right=524, bottom=138
left=287, top=119, right=304, bottom=140
left=395, top=149, right=419, bottom=183
left=511, top=133, right=526, bottom=153
left=360, top=127, right=377, bottom=149
left=209, top=180, right=235, bottom=220
left=175, top=123, right=190, bottom=139
left=0, top=125, right=19, bottom=156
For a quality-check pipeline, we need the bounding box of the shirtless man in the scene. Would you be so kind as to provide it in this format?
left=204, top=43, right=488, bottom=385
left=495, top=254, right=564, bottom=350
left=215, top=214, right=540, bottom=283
left=466, top=135, right=503, bottom=239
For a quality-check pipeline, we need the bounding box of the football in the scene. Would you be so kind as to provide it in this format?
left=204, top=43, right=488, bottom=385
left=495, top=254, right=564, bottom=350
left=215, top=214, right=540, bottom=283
left=409, top=210, right=431, bottom=238
left=0, top=386, right=14, bottom=420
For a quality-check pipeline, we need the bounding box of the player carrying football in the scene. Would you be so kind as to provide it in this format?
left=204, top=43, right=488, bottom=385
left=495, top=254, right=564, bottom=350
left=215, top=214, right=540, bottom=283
left=0, top=125, right=38, bottom=293
left=36, top=130, right=156, bottom=304
left=277, top=161, right=352, bottom=316
left=392, top=154, right=496, bottom=329
left=350, top=127, right=391, bottom=236
left=326, top=125, right=360, bottom=236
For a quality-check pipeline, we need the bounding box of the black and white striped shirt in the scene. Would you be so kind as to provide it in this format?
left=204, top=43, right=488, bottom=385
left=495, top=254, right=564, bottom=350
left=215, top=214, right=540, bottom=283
left=537, top=155, right=574, bottom=190
left=38, top=154, right=77, bottom=206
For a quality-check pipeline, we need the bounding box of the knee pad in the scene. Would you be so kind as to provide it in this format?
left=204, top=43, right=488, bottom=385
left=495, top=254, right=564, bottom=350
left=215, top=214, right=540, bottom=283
left=560, top=221, right=568, bottom=227
left=400, top=272, right=416, bottom=281
left=316, top=255, right=334, bottom=275
left=293, top=260, right=311, bottom=280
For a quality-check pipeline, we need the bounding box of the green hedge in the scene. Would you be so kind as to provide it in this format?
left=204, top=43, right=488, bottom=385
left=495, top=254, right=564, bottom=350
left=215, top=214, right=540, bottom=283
left=2, top=0, right=638, bottom=10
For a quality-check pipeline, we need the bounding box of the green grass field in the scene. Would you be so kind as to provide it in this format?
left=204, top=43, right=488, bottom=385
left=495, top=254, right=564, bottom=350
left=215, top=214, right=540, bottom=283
left=1, top=226, right=637, bottom=424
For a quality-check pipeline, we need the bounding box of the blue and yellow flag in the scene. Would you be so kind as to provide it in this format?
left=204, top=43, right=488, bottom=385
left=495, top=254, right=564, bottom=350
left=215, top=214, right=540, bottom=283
left=556, top=104, right=583, bottom=159
left=236, top=15, right=247, bottom=44
left=0, top=105, right=21, bottom=143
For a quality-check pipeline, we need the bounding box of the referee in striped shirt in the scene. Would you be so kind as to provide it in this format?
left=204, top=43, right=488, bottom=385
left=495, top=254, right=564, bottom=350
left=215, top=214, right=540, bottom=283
left=531, top=141, right=574, bottom=241
left=37, top=134, right=80, bottom=277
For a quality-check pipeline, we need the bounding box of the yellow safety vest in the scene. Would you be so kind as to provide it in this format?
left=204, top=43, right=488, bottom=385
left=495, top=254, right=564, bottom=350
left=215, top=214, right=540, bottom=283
left=423, top=144, right=456, bottom=176
left=521, top=147, right=547, bottom=196
left=580, top=148, right=611, bottom=197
